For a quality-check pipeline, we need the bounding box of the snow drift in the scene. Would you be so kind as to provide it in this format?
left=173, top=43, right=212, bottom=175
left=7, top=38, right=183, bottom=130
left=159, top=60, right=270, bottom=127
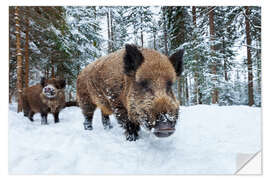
left=8, top=104, right=261, bottom=174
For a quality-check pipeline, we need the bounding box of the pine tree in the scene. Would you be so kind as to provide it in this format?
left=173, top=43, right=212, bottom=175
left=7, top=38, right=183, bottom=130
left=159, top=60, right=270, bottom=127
left=244, top=6, right=254, bottom=106
left=24, top=8, right=29, bottom=88
left=208, top=7, right=219, bottom=104
left=14, top=7, right=23, bottom=112
left=161, top=7, right=169, bottom=56
left=125, top=6, right=153, bottom=47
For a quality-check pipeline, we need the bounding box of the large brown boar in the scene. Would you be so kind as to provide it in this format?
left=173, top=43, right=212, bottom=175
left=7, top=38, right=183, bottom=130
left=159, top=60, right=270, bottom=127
left=77, top=44, right=184, bottom=141
left=22, top=77, right=66, bottom=124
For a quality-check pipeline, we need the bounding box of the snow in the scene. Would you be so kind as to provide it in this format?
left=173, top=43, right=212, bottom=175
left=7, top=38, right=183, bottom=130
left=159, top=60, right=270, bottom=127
left=8, top=103, right=261, bottom=174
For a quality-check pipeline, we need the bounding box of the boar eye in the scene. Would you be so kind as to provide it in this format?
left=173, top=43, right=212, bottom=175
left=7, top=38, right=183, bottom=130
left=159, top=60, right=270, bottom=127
left=139, top=79, right=149, bottom=89
left=138, top=79, right=153, bottom=93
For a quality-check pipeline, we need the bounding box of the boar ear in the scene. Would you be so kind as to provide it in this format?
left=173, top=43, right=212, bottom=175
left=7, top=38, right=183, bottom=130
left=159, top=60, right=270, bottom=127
left=169, top=49, right=184, bottom=76
left=59, top=79, right=66, bottom=89
left=40, top=77, right=46, bottom=87
left=123, top=44, right=144, bottom=76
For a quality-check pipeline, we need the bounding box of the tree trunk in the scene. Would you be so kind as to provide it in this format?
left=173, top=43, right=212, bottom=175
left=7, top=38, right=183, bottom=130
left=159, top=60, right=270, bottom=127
left=153, top=32, right=156, bottom=50
left=9, top=14, right=13, bottom=104
left=182, top=77, right=186, bottom=105
left=192, top=6, right=200, bottom=104
left=162, top=7, right=168, bottom=56
left=51, top=59, right=55, bottom=78
left=69, top=90, right=72, bottom=101
left=198, top=90, right=203, bottom=104
left=9, top=93, right=12, bottom=104
left=140, top=15, right=144, bottom=47
left=45, top=66, right=49, bottom=79
left=177, top=77, right=182, bottom=105
left=24, top=15, right=29, bottom=88
left=256, top=40, right=261, bottom=96
left=15, top=6, right=23, bottom=112
left=222, top=36, right=228, bottom=81
left=185, top=75, right=189, bottom=105
left=106, top=10, right=111, bottom=53
left=245, top=6, right=254, bottom=106
left=56, top=64, right=64, bottom=80
left=110, top=9, right=114, bottom=51
left=209, top=6, right=218, bottom=104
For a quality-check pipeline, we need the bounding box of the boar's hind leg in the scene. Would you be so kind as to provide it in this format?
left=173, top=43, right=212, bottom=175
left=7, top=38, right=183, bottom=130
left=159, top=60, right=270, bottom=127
left=81, top=103, right=96, bottom=130
left=22, top=103, right=34, bottom=122
left=101, top=113, right=113, bottom=130
left=28, top=111, right=34, bottom=122
left=41, top=112, right=48, bottom=125
left=22, top=99, right=31, bottom=120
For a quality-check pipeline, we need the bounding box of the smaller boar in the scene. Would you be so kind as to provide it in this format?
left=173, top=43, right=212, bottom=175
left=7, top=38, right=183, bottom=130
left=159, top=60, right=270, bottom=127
left=22, top=77, right=66, bottom=124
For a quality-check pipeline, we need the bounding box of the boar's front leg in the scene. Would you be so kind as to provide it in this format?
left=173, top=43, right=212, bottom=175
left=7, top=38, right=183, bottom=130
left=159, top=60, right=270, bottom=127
left=115, top=107, right=140, bottom=141
left=53, top=111, right=60, bottom=123
left=125, top=121, right=140, bottom=141
left=41, top=112, right=48, bottom=125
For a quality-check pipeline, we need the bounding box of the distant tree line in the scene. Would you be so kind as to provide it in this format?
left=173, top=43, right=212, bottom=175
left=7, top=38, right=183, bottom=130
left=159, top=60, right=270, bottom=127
left=9, top=6, right=261, bottom=112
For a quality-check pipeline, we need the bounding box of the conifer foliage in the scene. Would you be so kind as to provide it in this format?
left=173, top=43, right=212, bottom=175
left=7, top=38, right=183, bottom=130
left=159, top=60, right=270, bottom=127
left=9, top=6, right=261, bottom=107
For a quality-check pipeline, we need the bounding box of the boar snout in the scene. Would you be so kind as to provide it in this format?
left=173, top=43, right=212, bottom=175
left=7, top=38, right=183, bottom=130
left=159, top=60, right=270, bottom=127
left=42, top=85, right=57, bottom=98
left=153, top=113, right=176, bottom=138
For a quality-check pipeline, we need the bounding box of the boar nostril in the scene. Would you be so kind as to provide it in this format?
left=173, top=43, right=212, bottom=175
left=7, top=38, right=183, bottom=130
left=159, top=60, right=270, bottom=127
left=157, top=113, right=176, bottom=123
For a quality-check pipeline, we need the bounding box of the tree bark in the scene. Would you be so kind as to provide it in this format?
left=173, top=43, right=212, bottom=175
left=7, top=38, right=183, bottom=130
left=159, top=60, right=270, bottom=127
left=51, top=59, right=55, bottom=78
left=209, top=6, right=218, bottom=104
left=192, top=6, right=200, bottom=104
left=15, top=6, right=23, bottom=112
left=162, top=7, right=168, bottom=56
left=110, top=9, right=114, bottom=51
left=140, top=14, right=144, bottom=47
left=185, top=75, right=189, bottom=105
left=245, top=6, right=254, bottom=106
left=153, top=32, right=156, bottom=50
left=256, top=40, right=261, bottom=97
left=177, top=77, right=182, bottom=105
left=24, top=15, right=29, bottom=88
left=222, top=36, right=228, bottom=81
left=106, top=10, right=111, bottom=53
left=181, top=77, right=186, bottom=105
left=45, top=66, right=49, bottom=79
left=69, top=90, right=72, bottom=101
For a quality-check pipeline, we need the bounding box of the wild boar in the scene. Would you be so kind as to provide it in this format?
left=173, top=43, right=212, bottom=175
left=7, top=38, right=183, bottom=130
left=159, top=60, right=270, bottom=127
left=22, top=77, right=66, bottom=124
left=77, top=44, right=184, bottom=141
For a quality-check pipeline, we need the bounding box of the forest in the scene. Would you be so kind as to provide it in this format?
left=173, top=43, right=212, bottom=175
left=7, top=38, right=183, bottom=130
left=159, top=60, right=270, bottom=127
left=9, top=6, right=261, bottom=111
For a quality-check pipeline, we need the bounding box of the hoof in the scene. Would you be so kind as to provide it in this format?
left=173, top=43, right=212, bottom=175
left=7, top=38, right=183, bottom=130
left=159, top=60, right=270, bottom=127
left=41, top=122, right=48, bottom=125
left=84, top=122, right=93, bottom=130
left=104, top=124, right=113, bottom=130
left=126, top=134, right=138, bottom=141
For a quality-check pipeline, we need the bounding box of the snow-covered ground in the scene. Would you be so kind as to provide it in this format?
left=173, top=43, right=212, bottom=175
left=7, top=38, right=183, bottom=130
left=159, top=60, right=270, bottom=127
left=8, top=103, right=261, bottom=174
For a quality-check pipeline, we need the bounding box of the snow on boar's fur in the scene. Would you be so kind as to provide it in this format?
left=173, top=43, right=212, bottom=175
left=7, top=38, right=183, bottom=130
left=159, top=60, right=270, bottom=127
left=77, top=44, right=184, bottom=141
left=22, top=77, right=66, bottom=124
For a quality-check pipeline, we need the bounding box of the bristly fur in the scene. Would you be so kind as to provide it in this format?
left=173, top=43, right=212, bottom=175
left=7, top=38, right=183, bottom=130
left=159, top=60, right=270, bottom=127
left=22, top=78, right=66, bottom=124
left=77, top=45, right=183, bottom=141
left=123, top=44, right=144, bottom=76
left=169, top=49, right=184, bottom=76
